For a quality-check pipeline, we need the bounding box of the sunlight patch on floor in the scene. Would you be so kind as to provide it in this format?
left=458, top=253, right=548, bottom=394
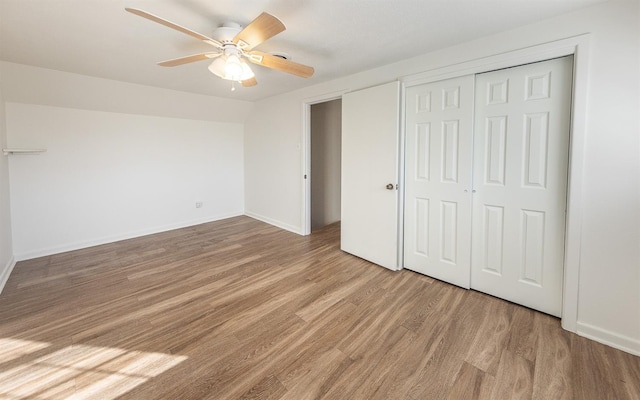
left=0, top=339, right=187, bottom=399
left=0, top=338, right=51, bottom=364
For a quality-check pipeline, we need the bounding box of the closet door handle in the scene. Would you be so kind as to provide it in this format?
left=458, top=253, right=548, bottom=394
left=386, top=183, right=395, bottom=190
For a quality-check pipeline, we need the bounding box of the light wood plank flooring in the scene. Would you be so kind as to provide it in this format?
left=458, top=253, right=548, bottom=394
left=0, top=216, right=638, bottom=399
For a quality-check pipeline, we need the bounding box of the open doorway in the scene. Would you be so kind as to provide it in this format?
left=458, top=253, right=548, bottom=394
left=310, top=99, right=342, bottom=232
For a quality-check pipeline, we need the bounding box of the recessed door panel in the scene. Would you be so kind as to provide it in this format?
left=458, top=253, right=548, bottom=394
left=441, top=121, right=459, bottom=183
left=521, top=210, right=545, bottom=285
left=482, top=205, right=505, bottom=275
left=485, top=117, right=507, bottom=186
left=440, top=201, right=458, bottom=264
left=523, top=112, right=549, bottom=188
left=415, top=123, right=431, bottom=181
left=415, top=198, right=430, bottom=256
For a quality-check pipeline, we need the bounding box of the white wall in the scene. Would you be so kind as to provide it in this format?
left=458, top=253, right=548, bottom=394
left=0, top=62, right=251, bottom=123
left=244, top=0, right=640, bottom=354
left=0, top=86, right=15, bottom=291
left=311, top=100, right=341, bottom=230
left=1, top=63, right=250, bottom=260
left=244, top=95, right=306, bottom=232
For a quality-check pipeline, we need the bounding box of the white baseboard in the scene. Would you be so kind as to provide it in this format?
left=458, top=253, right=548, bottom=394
left=0, top=255, right=16, bottom=294
left=14, top=212, right=243, bottom=261
left=244, top=211, right=303, bottom=235
left=577, top=321, right=640, bottom=356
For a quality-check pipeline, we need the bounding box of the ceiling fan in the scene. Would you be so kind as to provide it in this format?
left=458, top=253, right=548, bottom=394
left=125, top=8, right=314, bottom=89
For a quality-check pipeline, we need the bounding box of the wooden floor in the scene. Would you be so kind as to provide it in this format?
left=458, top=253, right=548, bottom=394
left=0, top=217, right=638, bottom=400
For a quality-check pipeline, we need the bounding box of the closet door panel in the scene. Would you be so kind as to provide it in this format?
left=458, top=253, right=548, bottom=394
left=471, top=56, right=573, bottom=317
left=404, top=76, right=474, bottom=288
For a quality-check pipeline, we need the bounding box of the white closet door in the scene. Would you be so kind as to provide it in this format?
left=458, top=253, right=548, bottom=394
left=404, top=76, right=475, bottom=287
left=341, top=81, right=400, bottom=270
left=471, top=56, right=573, bottom=316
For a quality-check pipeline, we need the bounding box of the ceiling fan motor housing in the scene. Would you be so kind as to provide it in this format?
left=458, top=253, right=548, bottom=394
left=213, top=22, right=242, bottom=43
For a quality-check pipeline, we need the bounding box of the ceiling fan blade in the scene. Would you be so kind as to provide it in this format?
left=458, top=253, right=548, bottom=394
left=157, top=53, right=221, bottom=67
left=248, top=51, right=314, bottom=78
left=242, top=77, right=258, bottom=87
left=125, top=8, right=222, bottom=48
left=233, top=12, right=285, bottom=50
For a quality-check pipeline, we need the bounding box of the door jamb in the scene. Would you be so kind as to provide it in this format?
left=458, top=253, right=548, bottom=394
left=301, top=91, right=347, bottom=236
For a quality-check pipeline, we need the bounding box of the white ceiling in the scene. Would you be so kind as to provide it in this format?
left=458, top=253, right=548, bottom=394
left=0, top=0, right=604, bottom=102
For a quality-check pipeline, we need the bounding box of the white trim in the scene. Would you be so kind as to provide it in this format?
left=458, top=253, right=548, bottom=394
left=14, top=213, right=243, bottom=261
left=396, top=82, right=406, bottom=270
left=301, top=90, right=347, bottom=236
left=0, top=255, right=16, bottom=294
left=560, top=35, right=590, bottom=333
left=244, top=211, right=302, bottom=235
left=400, top=34, right=590, bottom=334
left=577, top=322, right=640, bottom=356
left=401, top=35, right=588, bottom=87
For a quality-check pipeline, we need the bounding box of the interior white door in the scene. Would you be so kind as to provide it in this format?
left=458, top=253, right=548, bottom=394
left=404, top=75, right=475, bottom=287
left=471, top=56, right=573, bottom=316
left=341, top=81, right=400, bottom=270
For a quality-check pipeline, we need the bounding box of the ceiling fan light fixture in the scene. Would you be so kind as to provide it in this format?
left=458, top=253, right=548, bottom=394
left=239, top=59, right=255, bottom=79
left=208, top=56, right=226, bottom=78
left=225, top=55, right=243, bottom=77
left=208, top=54, right=255, bottom=81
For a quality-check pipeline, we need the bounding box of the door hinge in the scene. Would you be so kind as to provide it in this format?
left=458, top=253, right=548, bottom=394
left=304, top=174, right=307, bottom=179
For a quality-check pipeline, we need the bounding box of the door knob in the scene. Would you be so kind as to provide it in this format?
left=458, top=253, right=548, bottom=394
left=386, top=183, right=395, bottom=190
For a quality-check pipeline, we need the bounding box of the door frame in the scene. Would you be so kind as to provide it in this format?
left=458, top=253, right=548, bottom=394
left=301, top=91, right=347, bottom=235
left=400, top=34, right=591, bottom=332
